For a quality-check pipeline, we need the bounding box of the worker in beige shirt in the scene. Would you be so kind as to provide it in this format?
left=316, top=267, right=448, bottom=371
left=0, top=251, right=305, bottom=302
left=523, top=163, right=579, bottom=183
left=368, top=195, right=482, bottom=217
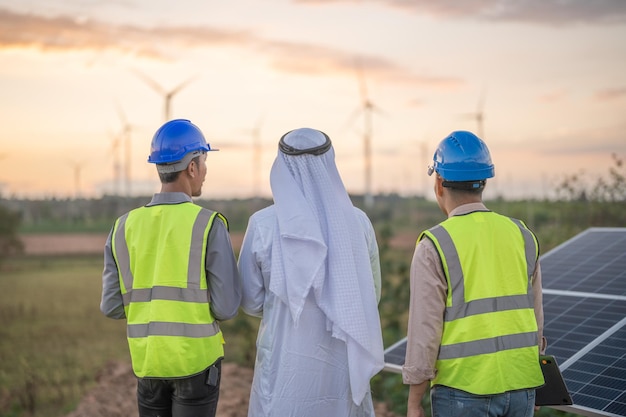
left=402, top=131, right=546, bottom=417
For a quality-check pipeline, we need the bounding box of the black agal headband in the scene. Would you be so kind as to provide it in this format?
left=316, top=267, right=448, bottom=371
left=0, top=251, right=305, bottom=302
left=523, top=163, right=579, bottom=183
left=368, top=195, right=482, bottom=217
left=278, top=130, right=332, bottom=156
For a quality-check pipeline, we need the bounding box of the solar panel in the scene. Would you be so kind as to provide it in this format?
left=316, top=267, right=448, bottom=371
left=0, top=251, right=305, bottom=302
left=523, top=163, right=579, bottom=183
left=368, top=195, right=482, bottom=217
left=383, top=227, right=626, bottom=417
left=541, top=228, right=626, bottom=296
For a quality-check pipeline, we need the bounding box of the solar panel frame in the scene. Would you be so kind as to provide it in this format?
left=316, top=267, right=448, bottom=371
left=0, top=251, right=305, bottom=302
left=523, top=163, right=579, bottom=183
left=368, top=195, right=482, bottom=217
left=383, top=227, right=626, bottom=417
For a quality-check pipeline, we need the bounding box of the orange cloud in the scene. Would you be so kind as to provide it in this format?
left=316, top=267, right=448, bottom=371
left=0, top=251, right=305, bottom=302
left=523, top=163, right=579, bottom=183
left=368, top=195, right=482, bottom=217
left=260, top=40, right=462, bottom=88
left=0, top=7, right=462, bottom=89
left=492, top=124, right=626, bottom=155
left=538, top=89, right=568, bottom=103
left=0, top=8, right=253, bottom=59
left=594, top=87, right=626, bottom=101
left=293, top=0, right=626, bottom=25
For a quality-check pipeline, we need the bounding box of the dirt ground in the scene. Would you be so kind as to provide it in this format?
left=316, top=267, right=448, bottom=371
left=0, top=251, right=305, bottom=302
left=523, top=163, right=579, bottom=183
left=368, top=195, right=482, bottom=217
left=20, top=233, right=110, bottom=255
left=64, top=360, right=400, bottom=417
left=19, top=233, right=244, bottom=256
left=19, top=230, right=415, bottom=256
left=64, top=360, right=252, bottom=417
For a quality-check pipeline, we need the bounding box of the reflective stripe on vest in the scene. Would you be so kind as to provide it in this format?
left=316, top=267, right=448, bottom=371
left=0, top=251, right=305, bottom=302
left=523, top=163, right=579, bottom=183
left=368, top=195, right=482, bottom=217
left=112, top=205, right=226, bottom=377
left=429, top=219, right=537, bottom=325
left=421, top=212, right=544, bottom=394
left=114, top=209, right=225, bottom=299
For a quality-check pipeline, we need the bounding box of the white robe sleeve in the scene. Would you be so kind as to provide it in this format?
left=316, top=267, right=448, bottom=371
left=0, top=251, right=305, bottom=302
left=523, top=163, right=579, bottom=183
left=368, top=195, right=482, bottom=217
left=355, top=208, right=381, bottom=304
left=239, top=214, right=266, bottom=318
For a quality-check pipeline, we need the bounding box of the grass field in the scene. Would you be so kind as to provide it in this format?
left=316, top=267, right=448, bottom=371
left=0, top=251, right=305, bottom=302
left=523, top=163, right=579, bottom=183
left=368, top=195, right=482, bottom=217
left=0, top=255, right=128, bottom=417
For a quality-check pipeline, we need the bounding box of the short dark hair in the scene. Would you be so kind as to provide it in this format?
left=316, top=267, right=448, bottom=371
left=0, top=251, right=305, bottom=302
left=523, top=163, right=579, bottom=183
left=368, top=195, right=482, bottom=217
left=158, top=155, right=201, bottom=183
left=445, top=181, right=485, bottom=196
left=158, top=170, right=181, bottom=183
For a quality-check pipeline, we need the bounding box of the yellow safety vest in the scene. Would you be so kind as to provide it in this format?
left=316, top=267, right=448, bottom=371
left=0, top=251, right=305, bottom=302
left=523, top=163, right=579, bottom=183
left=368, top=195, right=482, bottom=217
left=112, top=202, right=226, bottom=378
left=420, top=210, right=544, bottom=395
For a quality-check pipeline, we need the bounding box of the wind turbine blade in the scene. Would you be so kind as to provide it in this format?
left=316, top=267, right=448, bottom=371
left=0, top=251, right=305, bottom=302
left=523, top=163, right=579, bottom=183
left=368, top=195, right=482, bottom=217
left=459, top=112, right=478, bottom=120
left=131, top=68, right=165, bottom=95
left=370, top=102, right=388, bottom=118
left=170, top=74, right=200, bottom=96
left=355, top=58, right=369, bottom=105
left=341, top=106, right=363, bottom=133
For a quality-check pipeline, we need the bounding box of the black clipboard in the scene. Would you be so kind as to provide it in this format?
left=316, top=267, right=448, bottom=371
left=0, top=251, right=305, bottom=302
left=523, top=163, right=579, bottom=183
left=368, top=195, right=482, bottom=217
left=535, top=355, right=573, bottom=406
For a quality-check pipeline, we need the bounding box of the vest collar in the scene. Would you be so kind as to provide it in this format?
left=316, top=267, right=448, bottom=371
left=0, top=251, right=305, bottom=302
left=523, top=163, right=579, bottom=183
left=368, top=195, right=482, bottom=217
left=448, top=202, right=488, bottom=218
left=146, top=192, right=193, bottom=207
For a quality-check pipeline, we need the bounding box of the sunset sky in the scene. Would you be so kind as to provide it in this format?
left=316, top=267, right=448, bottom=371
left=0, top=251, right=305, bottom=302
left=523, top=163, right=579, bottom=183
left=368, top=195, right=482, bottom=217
left=1, top=0, right=625, bottom=200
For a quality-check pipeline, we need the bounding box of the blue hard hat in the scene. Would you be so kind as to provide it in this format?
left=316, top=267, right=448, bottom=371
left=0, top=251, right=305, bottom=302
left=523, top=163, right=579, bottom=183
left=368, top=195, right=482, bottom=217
left=147, top=119, right=215, bottom=164
left=429, top=131, right=494, bottom=181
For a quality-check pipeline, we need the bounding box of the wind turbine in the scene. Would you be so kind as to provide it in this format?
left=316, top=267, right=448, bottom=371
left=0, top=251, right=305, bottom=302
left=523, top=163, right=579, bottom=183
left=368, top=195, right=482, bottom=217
left=462, top=86, right=487, bottom=139
left=244, top=117, right=264, bottom=199
left=132, top=70, right=199, bottom=123
left=348, top=60, right=383, bottom=209
left=418, top=139, right=430, bottom=197
left=66, top=160, right=84, bottom=198
left=115, top=102, right=134, bottom=197
left=106, top=129, right=123, bottom=196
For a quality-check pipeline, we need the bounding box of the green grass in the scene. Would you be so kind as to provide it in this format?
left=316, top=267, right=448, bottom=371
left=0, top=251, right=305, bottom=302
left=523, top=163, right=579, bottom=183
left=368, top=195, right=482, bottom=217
left=0, top=255, right=128, bottom=417
left=0, top=254, right=261, bottom=417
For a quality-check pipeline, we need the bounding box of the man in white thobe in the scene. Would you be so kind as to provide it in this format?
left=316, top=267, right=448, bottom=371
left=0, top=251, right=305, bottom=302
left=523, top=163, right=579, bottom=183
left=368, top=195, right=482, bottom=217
left=238, top=127, right=384, bottom=417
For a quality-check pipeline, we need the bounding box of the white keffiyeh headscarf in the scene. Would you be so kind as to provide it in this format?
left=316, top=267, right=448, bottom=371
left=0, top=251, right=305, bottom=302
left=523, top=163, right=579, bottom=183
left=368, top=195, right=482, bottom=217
left=269, top=127, right=384, bottom=405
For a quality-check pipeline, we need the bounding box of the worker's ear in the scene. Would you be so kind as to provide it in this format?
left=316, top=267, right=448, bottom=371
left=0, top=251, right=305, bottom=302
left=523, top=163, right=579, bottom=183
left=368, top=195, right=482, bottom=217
left=186, top=159, right=197, bottom=179
left=435, top=175, right=445, bottom=197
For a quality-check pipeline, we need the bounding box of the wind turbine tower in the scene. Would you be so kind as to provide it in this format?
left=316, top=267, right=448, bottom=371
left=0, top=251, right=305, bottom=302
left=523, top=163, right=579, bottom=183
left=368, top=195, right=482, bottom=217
left=67, top=160, right=84, bottom=198
left=355, top=64, right=376, bottom=209
left=464, top=86, right=487, bottom=139
left=116, top=103, right=134, bottom=197
left=107, top=130, right=122, bottom=196
left=419, top=140, right=429, bottom=197
left=250, top=119, right=263, bottom=199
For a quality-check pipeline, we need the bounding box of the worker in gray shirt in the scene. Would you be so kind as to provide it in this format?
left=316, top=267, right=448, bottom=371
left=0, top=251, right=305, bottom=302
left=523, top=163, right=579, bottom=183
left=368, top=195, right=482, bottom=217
left=100, top=119, right=241, bottom=417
